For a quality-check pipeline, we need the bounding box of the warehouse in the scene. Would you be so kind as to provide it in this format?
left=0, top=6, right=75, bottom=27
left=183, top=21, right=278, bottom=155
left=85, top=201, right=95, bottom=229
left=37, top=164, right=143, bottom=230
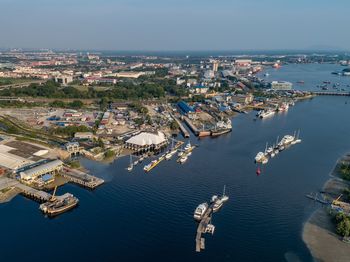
left=19, top=159, right=63, bottom=182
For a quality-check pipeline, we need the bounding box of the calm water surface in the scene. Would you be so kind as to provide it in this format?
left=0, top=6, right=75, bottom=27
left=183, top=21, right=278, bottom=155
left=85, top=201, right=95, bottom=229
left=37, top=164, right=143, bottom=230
left=0, top=64, right=350, bottom=262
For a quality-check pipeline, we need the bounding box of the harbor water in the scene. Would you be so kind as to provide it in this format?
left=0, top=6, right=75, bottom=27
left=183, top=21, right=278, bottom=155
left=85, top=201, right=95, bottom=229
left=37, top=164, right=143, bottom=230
left=1, top=64, right=350, bottom=261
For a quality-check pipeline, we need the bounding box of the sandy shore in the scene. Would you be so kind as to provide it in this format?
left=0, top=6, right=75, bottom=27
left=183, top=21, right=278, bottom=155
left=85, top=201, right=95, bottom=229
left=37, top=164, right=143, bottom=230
left=303, top=208, right=350, bottom=262
left=303, top=155, right=350, bottom=262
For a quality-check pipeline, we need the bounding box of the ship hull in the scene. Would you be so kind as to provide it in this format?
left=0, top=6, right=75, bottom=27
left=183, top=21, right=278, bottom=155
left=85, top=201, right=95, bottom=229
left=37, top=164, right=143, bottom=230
left=210, top=129, right=232, bottom=137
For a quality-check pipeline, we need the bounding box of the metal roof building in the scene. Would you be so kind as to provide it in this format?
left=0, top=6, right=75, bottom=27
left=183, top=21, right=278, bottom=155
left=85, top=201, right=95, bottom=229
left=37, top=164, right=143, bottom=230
left=20, top=159, right=63, bottom=181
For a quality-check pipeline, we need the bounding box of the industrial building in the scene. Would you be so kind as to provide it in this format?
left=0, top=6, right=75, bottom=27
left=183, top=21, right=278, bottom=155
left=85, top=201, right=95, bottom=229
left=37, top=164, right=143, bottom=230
left=271, top=81, right=293, bottom=91
left=0, top=144, right=34, bottom=170
left=19, top=159, right=63, bottom=182
left=124, top=131, right=168, bottom=152
left=177, top=101, right=195, bottom=114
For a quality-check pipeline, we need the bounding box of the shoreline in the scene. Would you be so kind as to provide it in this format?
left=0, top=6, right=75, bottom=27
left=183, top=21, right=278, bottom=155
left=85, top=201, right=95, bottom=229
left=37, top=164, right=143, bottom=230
left=302, top=154, right=350, bottom=262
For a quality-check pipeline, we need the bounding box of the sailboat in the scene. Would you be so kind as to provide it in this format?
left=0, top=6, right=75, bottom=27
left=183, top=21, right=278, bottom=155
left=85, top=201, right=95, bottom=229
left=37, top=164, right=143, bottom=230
left=212, top=185, right=229, bottom=212
left=295, top=129, right=302, bottom=144
left=127, top=155, right=133, bottom=172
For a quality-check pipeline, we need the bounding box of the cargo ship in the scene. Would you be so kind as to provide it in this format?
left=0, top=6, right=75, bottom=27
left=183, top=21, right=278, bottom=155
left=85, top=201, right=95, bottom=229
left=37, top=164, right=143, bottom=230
left=39, top=193, right=79, bottom=216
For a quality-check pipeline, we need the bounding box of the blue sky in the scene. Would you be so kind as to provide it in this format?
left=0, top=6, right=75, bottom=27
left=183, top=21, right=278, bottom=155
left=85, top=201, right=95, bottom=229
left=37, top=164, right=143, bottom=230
left=0, top=0, right=349, bottom=50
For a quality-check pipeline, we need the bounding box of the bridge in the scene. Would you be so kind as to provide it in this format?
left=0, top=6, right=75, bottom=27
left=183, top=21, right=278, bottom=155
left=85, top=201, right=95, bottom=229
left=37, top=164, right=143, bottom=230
left=312, top=91, right=350, bottom=96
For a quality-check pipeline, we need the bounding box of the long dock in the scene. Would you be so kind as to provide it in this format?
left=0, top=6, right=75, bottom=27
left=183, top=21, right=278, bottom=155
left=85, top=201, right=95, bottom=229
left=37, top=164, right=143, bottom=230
left=61, top=167, right=104, bottom=189
left=16, top=183, right=52, bottom=202
left=171, top=114, right=190, bottom=138
left=196, top=206, right=213, bottom=252
left=0, top=177, right=51, bottom=202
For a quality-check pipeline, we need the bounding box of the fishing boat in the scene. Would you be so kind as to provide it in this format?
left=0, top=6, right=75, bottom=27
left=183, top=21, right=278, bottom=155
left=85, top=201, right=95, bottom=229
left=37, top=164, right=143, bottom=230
left=194, top=202, right=208, bottom=221
left=212, top=185, right=229, bottom=212
left=39, top=187, right=78, bottom=217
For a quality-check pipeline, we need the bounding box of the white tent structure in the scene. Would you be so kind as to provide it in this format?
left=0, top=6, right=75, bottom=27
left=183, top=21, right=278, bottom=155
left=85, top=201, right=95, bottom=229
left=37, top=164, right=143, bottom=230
left=125, top=131, right=168, bottom=152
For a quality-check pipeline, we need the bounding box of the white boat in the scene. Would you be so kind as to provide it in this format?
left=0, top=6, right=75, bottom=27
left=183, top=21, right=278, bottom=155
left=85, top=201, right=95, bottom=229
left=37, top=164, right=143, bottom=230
left=262, top=158, right=268, bottom=164
left=270, top=152, right=275, bottom=158
left=127, top=155, right=133, bottom=172
left=143, top=160, right=157, bottom=171
left=294, top=130, right=302, bottom=144
left=184, top=142, right=191, bottom=151
left=259, top=109, right=275, bottom=118
left=213, top=185, right=229, bottom=212
left=255, top=152, right=265, bottom=162
left=194, top=202, right=208, bottom=221
left=179, top=156, right=188, bottom=164
left=178, top=151, right=184, bottom=157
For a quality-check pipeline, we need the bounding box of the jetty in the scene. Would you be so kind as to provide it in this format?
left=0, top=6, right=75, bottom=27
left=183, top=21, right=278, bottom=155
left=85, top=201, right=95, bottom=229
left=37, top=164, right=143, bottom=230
left=61, top=167, right=104, bottom=189
left=170, top=113, right=190, bottom=138
left=305, top=192, right=330, bottom=205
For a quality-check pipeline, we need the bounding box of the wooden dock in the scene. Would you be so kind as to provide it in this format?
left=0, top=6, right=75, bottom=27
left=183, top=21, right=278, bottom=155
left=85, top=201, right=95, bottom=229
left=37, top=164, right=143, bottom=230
left=62, top=167, right=104, bottom=189
left=16, top=183, right=52, bottom=202
left=195, top=206, right=213, bottom=252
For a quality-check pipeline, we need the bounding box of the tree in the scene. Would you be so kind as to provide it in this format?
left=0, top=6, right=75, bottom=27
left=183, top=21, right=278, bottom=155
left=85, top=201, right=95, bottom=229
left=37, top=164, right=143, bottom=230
left=170, top=120, right=179, bottom=130
left=337, top=218, right=350, bottom=237
left=69, top=100, right=84, bottom=109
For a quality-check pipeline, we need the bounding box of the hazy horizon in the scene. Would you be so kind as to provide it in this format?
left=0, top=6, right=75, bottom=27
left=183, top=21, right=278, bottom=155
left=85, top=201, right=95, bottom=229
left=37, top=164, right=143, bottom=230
left=1, top=0, right=350, bottom=51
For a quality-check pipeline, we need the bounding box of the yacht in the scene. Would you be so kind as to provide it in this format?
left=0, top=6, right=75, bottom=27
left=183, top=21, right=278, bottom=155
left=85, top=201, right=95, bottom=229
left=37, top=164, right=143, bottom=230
left=184, top=142, right=191, bottom=151
left=194, top=203, right=208, bottom=221
left=255, top=152, right=265, bottom=162
left=179, top=156, right=188, bottom=164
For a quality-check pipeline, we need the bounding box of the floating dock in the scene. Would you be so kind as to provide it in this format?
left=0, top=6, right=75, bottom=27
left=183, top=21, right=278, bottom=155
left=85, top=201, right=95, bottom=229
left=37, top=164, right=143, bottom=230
left=196, top=206, right=213, bottom=252
left=144, top=141, right=184, bottom=172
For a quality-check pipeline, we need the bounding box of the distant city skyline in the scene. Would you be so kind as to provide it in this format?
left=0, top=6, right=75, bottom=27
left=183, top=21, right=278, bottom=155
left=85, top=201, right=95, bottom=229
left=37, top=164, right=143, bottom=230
left=0, top=0, right=349, bottom=51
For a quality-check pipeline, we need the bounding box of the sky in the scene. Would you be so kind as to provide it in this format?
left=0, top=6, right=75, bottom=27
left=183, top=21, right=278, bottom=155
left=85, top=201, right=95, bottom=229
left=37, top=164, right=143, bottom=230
left=0, top=0, right=350, bottom=51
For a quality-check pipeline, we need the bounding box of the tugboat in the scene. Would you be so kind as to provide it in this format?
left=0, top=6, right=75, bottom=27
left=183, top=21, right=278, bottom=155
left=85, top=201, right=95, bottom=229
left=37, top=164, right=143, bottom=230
left=194, top=202, right=209, bottom=221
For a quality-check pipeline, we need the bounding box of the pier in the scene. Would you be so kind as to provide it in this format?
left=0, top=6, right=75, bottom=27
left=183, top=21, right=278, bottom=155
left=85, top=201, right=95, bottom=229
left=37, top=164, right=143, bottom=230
left=0, top=177, right=51, bottom=202
left=61, top=167, right=104, bottom=189
left=195, top=206, right=214, bottom=252
left=16, top=183, right=52, bottom=202
left=171, top=114, right=190, bottom=138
